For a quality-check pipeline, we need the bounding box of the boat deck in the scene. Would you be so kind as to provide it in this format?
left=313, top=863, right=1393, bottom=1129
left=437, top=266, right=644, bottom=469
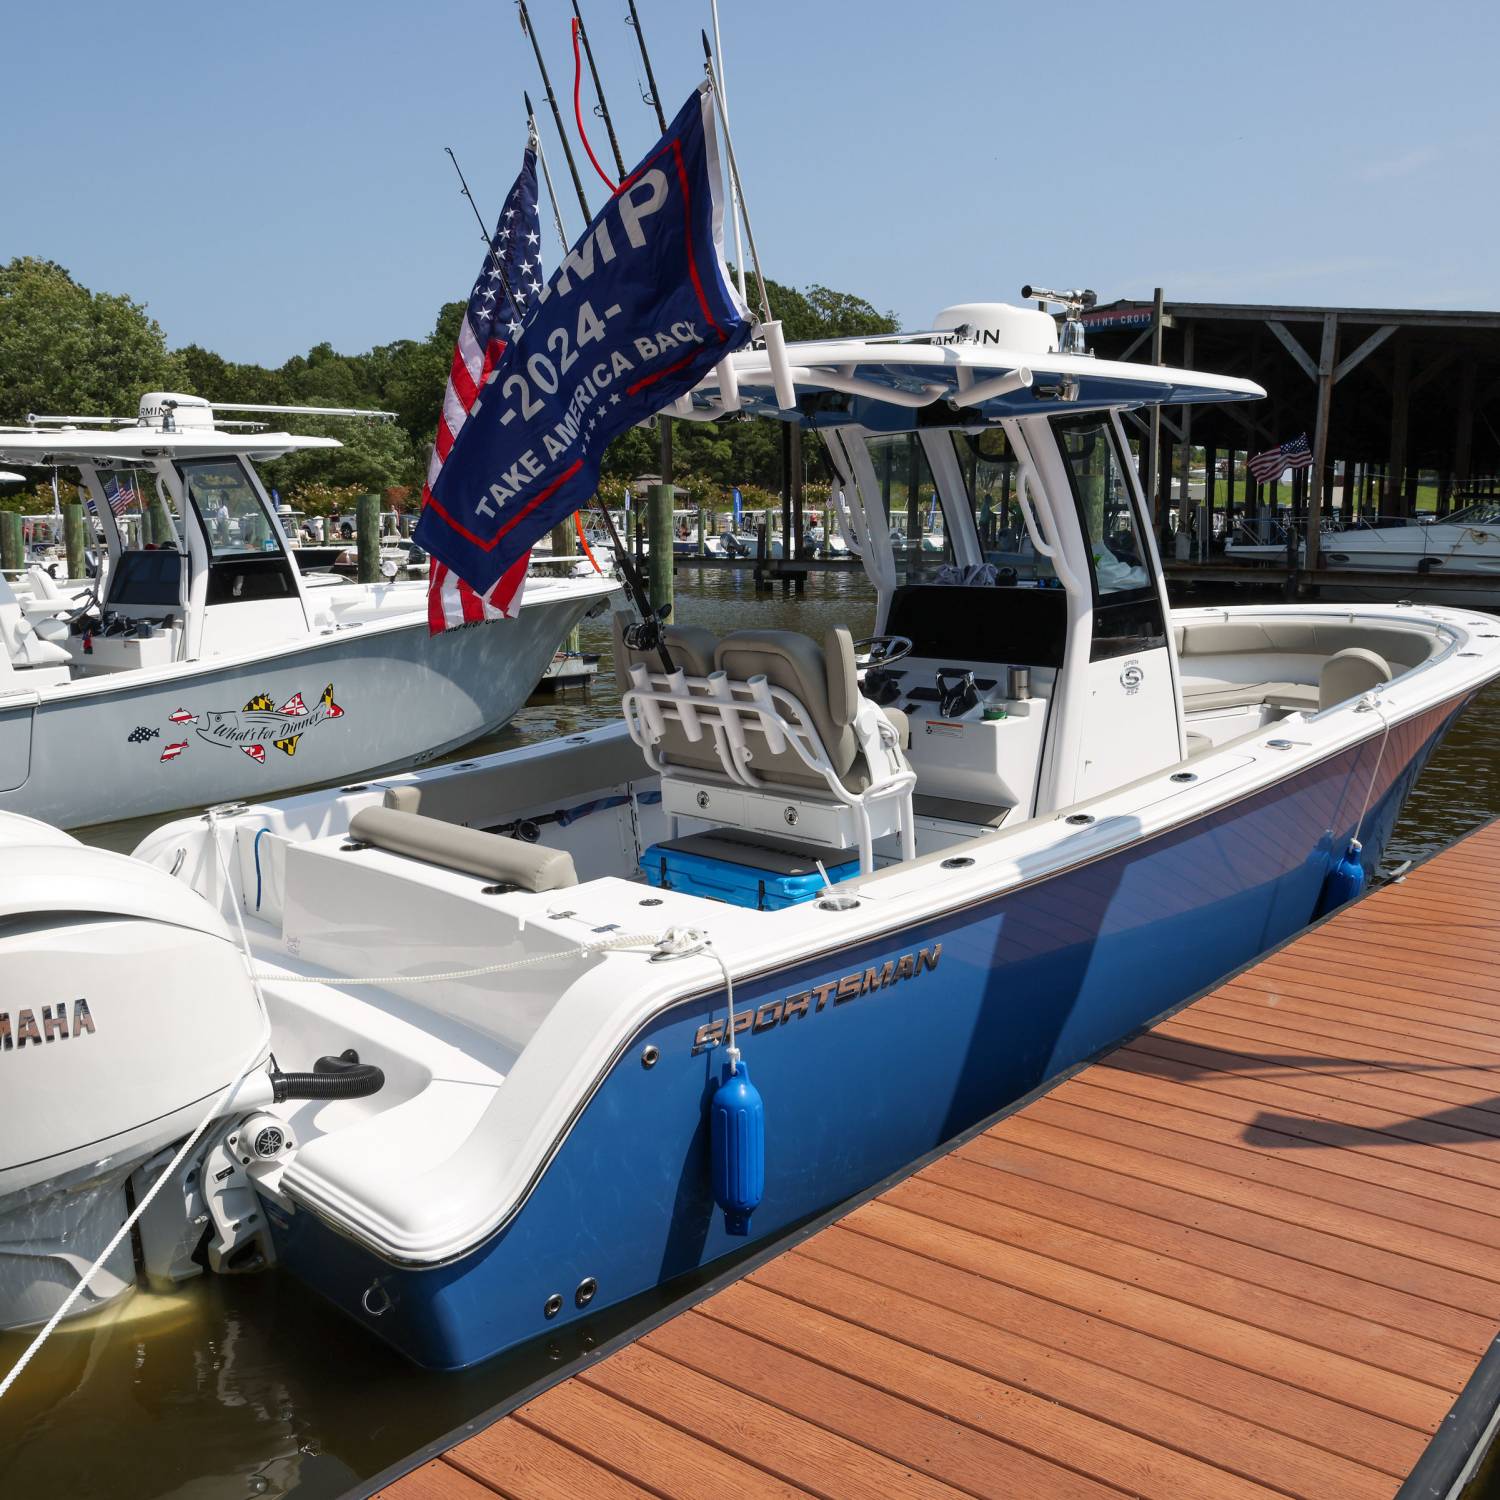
left=375, top=822, right=1500, bottom=1500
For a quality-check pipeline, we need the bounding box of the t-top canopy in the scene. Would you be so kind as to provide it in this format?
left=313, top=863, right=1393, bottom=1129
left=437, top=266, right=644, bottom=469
left=679, top=301, right=1264, bottom=431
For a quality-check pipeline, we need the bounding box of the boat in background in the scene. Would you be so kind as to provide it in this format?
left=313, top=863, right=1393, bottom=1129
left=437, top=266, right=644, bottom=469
left=0, top=393, right=618, bottom=827
left=5, top=301, right=1496, bottom=1371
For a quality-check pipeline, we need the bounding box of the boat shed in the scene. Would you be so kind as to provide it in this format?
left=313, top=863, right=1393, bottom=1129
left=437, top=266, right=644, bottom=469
left=1082, top=297, right=1500, bottom=569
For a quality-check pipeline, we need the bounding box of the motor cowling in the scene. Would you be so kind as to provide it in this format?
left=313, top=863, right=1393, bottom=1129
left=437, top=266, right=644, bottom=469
left=0, top=815, right=268, bottom=1327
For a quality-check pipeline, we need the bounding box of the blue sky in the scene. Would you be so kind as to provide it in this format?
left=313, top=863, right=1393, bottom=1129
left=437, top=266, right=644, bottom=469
left=3, top=0, right=1496, bottom=366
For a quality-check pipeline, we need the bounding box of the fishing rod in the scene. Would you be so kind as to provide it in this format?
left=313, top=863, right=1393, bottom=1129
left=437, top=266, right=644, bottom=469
left=625, top=0, right=667, bottom=133
left=571, top=0, right=627, bottom=180
left=516, top=0, right=592, bottom=222
left=525, top=91, right=571, bottom=253
left=443, top=146, right=492, bottom=246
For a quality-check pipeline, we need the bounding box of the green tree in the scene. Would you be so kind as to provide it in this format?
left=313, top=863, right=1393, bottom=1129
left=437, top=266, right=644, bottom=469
left=0, top=257, right=183, bottom=424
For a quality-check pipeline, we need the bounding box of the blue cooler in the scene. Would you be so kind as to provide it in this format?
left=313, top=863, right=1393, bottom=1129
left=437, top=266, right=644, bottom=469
left=641, top=830, right=860, bottom=911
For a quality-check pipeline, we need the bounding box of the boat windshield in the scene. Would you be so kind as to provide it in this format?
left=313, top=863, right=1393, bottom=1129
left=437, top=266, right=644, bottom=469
left=1439, top=499, right=1500, bottom=527
left=179, top=458, right=285, bottom=558
left=864, top=433, right=955, bottom=578
left=109, top=468, right=186, bottom=553
left=1053, top=416, right=1151, bottom=597
left=948, top=428, right=1057, bottom=585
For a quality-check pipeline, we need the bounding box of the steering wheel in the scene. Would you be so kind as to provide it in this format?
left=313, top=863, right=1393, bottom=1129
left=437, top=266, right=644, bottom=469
left=852, top=634, right=913, bottom=669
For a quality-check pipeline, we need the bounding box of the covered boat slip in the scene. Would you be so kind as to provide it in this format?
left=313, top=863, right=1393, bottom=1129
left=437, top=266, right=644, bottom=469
left=371, top=820, right=1500, bottom=1500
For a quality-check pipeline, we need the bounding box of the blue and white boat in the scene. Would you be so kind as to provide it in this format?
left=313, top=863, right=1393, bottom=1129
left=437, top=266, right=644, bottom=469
left=5, top=300, right=1498, bottom=1369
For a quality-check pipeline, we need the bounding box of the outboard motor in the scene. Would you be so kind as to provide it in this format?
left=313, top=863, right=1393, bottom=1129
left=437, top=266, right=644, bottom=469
left=0, top=814, right=270, bottom=1331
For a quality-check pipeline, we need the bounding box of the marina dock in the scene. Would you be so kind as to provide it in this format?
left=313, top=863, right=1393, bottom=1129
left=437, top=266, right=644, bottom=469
left=373, top=819, right=1500, bottom=1500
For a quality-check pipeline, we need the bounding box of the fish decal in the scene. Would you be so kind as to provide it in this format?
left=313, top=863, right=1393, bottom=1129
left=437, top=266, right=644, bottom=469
left=185, top=682, right=347, bottom=763
left=160, top=742, right=187, bottom=762
left=167, top=708, right=197, bottom=725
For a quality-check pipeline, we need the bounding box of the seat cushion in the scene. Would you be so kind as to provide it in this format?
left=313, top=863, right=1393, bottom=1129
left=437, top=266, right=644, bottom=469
left=1319, top=647, right=1391, bottom=711
left=1182, top=680, right=1318, bottom=713
left=715, top=628, right=858, bottom=783
left=349, top=806, right=577, bottom=891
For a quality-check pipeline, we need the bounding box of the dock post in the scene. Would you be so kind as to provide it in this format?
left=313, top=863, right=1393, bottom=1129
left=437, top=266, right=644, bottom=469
left=696, top=506, right=706, bottom=558
left=0, top=511, right=21, bottom=576
left=356, top=493, right=381, bottom=583
left=550, top=515, right=581, bottom=653
left=755, top=522, right=770, bottom=592
left=65, top=503, right=86, bottom=580
left=648, top=482, right=674, bottom=616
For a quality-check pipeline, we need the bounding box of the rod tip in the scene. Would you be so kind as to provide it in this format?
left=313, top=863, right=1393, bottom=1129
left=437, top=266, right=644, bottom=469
left=701, top=28, right=713, bottom=58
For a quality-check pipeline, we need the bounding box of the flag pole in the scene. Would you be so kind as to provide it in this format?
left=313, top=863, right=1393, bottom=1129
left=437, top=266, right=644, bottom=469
left=525, top=92, right=571, bottom=253
left=709, top=0, right=748, bottom=302
left=516, top=0, right=592, bottom=222
left=701, top=31, right=795, bottom=411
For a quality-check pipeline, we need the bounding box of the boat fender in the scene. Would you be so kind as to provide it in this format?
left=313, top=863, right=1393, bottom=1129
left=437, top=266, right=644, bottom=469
left=710, top=1060, right=764, bottom=1237
left=269, top=1048, right=385, bottom=1103
left=1315, top=838, right=1366, bottom=917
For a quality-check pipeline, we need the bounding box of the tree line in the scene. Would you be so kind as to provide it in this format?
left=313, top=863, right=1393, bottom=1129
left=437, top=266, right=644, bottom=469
left=0, top=256, right=896, bottom=514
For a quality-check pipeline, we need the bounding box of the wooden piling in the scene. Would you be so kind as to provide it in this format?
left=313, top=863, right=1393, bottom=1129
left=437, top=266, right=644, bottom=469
left=647, top=483, right=674, bottom=613
left=356, top=493, right=381, bottom=583
left=65, top=503, right=86, bottom=580
left=0, top=511, right=22, bottom=575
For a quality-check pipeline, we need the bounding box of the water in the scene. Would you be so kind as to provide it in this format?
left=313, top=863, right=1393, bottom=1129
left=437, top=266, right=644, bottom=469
left=6, top=569, right=1500, bottom=1499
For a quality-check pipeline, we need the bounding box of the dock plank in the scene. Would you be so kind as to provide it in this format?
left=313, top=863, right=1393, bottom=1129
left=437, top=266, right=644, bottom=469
left=376, top=822, right=1500, bottom=1500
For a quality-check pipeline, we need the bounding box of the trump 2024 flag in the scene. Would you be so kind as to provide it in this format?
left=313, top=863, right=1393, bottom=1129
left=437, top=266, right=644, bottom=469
left=415, top=83, right=752, bottom=596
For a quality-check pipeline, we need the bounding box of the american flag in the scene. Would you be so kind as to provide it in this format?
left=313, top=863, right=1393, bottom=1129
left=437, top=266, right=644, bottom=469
left=424, top=141, right=543, bottom=633
left=1249, top=434, right=1313, bottom=485
left=88, top=474, right=138, bottom=517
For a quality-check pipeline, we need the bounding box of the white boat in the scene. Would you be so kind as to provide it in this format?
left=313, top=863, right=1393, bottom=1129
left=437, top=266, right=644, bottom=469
left=1318, top=503, right=1500, bottom=576
left=5, top=301, right=1497, bottom=1373
left=0, top=393, right=618, bottom=828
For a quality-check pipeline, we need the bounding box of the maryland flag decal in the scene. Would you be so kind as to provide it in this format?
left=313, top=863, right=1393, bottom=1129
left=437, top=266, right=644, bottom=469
left=163, top=682, right=349, bottom=763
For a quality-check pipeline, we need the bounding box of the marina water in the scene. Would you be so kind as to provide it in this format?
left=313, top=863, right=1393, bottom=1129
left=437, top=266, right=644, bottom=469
left=5, top=567, right=1499, bottom=1500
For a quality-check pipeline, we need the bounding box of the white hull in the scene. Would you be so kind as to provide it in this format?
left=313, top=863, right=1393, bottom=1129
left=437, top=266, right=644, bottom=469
left=0, top=581, right=614, bottom=828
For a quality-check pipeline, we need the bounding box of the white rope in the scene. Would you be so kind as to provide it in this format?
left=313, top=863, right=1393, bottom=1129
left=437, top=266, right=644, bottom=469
left=254, top=930, right=671, bottom=986
left=0, top=814, right=275, bottom=1403
left=0, top=1031, right=268, bottom=1403
left=1348, top=695, right=1393, bottom=853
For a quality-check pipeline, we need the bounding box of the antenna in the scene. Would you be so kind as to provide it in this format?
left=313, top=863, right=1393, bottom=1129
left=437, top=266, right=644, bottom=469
left=709, top=0, right=747, bottom=302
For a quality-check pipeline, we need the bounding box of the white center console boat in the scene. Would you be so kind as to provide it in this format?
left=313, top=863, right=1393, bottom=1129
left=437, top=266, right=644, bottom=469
left=0, top=394, right=618, bottom=826
left=3, top=304, right=1496, bottom=1372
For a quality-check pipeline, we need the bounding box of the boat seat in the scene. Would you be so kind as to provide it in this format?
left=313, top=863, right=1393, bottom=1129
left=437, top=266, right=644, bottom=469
left=616, top=615, right=916, bottom=873
left=0, top=575, right=70, bottom=670
left=1182, top=681, right=1320, bottom=714
left=1319, top=647, right=1391, bottom=710
left=348, top=805, right=577, bottom=891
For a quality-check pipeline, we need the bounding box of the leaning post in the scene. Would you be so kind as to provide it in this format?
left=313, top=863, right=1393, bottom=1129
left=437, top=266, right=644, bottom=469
left=356, top=493, right=381, bottom=583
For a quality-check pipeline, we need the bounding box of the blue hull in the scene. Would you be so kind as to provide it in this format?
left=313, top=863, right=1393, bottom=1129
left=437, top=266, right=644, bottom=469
left=268, top=693, right=1469, bottom=1368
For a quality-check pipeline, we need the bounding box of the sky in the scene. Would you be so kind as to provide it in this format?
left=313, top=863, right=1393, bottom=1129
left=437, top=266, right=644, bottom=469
left=3, top=0, right=1497, bottom=367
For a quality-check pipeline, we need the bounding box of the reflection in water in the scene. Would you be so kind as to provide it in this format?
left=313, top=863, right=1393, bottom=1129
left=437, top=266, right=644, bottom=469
left=7, top=570, right=1500, bottom=1498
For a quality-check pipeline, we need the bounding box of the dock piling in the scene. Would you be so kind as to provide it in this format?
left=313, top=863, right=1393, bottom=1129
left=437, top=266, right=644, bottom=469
left=356, top=493, right=381, bottom=583
left=0, top=512, right=21, bottom=575
left=65, top=503, right=85, bottom=580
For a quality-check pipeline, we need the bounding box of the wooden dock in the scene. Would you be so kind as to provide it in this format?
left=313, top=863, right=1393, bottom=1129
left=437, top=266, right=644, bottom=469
left=374, top=823, right=1500, bottom=1500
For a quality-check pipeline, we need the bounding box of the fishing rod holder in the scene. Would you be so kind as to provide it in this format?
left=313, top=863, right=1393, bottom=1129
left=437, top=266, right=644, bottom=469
left=1021, top=284, right=1097, bottom=357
